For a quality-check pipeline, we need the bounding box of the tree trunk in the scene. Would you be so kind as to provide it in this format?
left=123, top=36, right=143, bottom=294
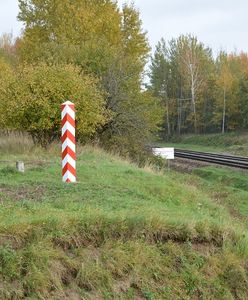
left=222, top=87, right=226, bottom=134
left=177, top=99, right=181, bottom=135
left=165, top=98, right=170, bottom=137
left=178, top=82, right=183, bottom=135
left=191, top=86, right=197, bottom=134
left=189, top=64, right=197, bottom=134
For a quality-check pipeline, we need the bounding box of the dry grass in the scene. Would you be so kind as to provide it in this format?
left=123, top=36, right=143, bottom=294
left=0, top=131, right=35, bottom=154
left=0, top=131, right=63, bottom=159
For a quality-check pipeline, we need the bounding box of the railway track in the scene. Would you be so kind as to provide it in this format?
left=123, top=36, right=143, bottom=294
left=174, top=149, right=248, bottom=169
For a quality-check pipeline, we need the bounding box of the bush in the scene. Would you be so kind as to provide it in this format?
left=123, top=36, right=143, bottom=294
left=1, top=64, right=109, bottom=147
left=0, top=58, right=15, bottom=127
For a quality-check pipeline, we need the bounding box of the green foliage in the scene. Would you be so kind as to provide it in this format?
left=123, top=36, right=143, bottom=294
left=16, top=0, right=161, bottom=157
left=0, top=57, right=15, bottom=127
left=239, top=73, right=248, bottom=128
left=18, top=0, right=122, bottom=70
left=1, top=64, right=108, bottom=147
left=0, top=166, right=19, bottom=175
left=0, top=33, right=18, bottom=66
left=0, top=244, right=19, bottom=279
left=150, top=38, right=171, bottom=97
left=100, top=90, right=164, bottom=163
left=150, top=35, right=214, bottom=137
left=150, top=36, right=248, bottom=138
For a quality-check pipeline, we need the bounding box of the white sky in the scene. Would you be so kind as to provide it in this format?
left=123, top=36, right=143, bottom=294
left=0, top=0, right=22, bottom=36
left=0, top=0, right=248, bottom=56
left=119, top=0, right=248, bottom=55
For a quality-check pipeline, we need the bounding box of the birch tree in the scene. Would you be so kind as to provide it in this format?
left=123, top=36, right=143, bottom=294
left=172, top=35, right=212, bottom=133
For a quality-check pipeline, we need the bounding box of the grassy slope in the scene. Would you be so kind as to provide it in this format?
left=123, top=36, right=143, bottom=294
left=0, top=146, right=248, bottom=299
left=194, top=167, right=248, bottom=220
left=156, top=132, right=248, bottom=156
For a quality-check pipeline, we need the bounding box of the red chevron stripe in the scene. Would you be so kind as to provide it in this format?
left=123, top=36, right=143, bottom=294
left=62, top=163, right=76, bottom=177
left=62, top=146, right=76, bottom=160
left=61, top=103, right=76, bottom=182
left=61, top=130, right=76, bottom=144
left=61, top=104, right=75, bottom=112
left=61, top=113, right=75, bottom=127
left=62, top=170, right=76, bottom=182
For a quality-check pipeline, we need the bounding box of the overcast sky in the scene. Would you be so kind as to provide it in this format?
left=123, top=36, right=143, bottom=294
left=1, top=0, right=248, bottom=56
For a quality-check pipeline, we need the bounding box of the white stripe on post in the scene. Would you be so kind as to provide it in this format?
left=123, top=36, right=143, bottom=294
left=61, top=101, right=76, bottom=183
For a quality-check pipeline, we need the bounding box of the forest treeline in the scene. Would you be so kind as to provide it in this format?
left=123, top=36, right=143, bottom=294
left=150, top=36, right=248, bottom=138
left=0, top=0, right=247, bottom=160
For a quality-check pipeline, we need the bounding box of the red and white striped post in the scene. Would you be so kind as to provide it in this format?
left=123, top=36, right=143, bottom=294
left=61, top=101, right=76, bottom=183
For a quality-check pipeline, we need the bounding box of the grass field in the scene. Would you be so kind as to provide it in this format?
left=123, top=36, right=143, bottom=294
left=0, top=139, right=248, bottom=299
left=156, top=132, right=248, bottom=156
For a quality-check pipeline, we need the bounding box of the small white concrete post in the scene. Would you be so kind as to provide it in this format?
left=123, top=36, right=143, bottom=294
left=16, top=161, right=25, bottom=173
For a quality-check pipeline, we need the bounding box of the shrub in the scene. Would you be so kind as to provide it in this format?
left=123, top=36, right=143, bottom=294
left=1, top=64, right=109, bottom=147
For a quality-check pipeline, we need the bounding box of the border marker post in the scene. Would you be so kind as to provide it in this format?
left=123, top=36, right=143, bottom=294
left=61, top=101, right=76, bottom=183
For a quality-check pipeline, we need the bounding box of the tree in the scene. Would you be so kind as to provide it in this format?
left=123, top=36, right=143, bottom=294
left=150, top=39, right=172, bottom=138
left=18, top=0, right=122, bottom=68
left=0, top=57, right=15, bottom=128
left=171, top=35, right=213, bottom=133
left=17, top=0, right=161, bottom=159
left=239, top=73, right=248, bottom=129
left=213, top=52, right=248, bottom=132
left=100, top=89, right=163, bottom=163
left=0, top=33, right=19, bottom=66
left=150, top=35, right=214, bottom=137
left=215, top=52, right=233, bottom=133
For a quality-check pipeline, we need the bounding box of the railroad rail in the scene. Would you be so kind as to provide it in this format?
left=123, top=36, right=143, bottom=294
left=174, top=149, right=248, bottom=169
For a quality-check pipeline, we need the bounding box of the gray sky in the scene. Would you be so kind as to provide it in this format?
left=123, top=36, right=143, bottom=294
left=119, top=0, right=248, bottom=55
left=0, top=0, right=22, bottom=36
left=1, top=0, right=248, bottom=55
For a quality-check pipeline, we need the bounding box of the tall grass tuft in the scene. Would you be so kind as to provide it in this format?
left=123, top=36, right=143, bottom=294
left=0, top=131, right=36, bottom=154
left=0, top=131, right=62, bottom=157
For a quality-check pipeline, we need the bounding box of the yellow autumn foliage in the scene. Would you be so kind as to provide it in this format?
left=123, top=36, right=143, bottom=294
left=0, top=63, right=109, bottom=146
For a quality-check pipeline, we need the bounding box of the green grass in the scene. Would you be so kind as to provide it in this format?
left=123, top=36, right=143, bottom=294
left=193, top=166, right=248, bottom=220
left=156, top=132, right=248, bottom=156
left=156, top=142, right=226, bottom=154
left=0, top=146, right=248, bottom=299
